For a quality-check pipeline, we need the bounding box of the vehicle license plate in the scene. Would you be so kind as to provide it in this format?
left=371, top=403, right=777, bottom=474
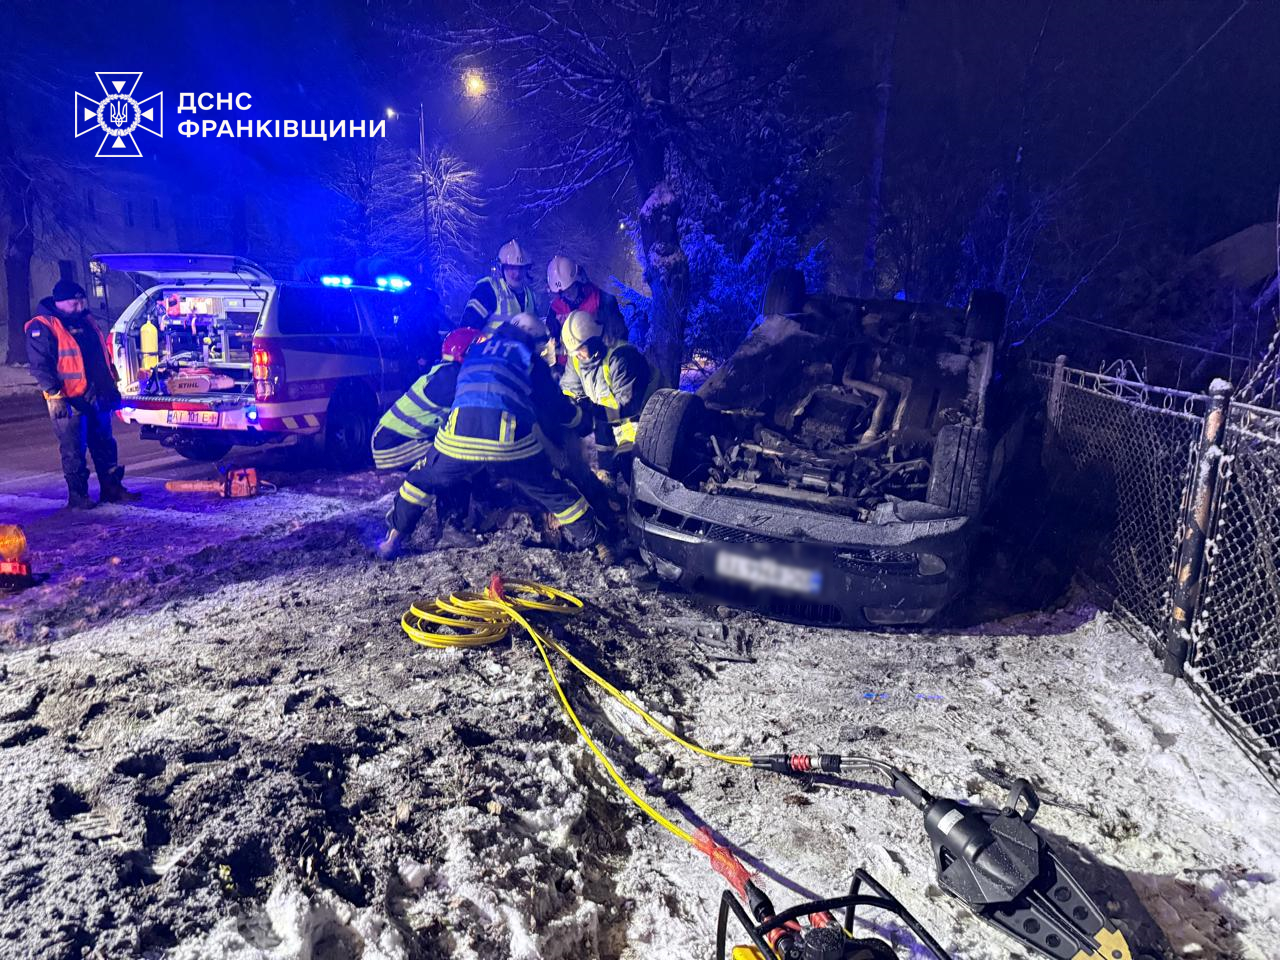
left=166, top=409, right=220, bottom=427
left=714, top=551, right=822, bottom=594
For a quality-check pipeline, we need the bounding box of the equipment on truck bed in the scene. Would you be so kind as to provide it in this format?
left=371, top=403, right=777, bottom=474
left=397, top=575, right=1138, bottom=960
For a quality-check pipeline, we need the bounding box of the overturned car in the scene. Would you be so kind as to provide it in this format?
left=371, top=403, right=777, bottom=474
left=627, top=271, right=1032, bottom=627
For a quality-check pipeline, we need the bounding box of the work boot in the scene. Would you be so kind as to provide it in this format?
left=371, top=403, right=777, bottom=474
left=99, top=468, right=141, bottom=504
left=376, top=528, right=405, bottom=561
left=66, top=491, right=97, bottom=511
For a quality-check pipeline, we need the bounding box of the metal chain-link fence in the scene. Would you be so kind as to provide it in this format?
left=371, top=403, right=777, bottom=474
left=1033, top=359, right=1279, bottom=787
left=1189, top=402, right=1280, bottom=777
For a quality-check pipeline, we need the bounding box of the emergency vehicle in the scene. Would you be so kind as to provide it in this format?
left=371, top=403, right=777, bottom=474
left=99, top=254, right=439, bottom=467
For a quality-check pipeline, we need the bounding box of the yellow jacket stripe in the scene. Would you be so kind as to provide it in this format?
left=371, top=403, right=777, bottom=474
left=554, top=496, right=589, bottom=526
left=399, top=480, right=431, bottom=505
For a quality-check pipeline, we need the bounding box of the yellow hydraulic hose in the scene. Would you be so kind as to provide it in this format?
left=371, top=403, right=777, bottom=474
left=399, top=577, right=750, bottom=844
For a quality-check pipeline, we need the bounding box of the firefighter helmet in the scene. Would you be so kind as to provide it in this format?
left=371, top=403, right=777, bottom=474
left=441, top=327, right=482, bottom=362
left=498, top=240, right=533, bottom=267
left=508, top=312, right=549, bottom=340
left=561, top=310, right=604, bottom=353
left=547, top=255, right=579, bottom=293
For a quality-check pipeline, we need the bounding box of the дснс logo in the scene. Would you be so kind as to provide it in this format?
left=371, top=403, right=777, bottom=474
left=74, top=72, right=163, bottom=157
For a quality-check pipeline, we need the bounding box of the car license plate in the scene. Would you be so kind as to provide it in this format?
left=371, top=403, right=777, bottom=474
left=714, top=551, right=822, bottom=595
left=166, top=409, right=220, bottom=427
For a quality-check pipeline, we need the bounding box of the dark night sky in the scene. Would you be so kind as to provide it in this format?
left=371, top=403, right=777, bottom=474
left=9, top=0, right=1280, bottom=250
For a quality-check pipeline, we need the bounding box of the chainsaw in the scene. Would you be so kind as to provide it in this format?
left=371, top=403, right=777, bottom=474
left=165, top=467, right=260, bottom=498
left=711, top=756, right=1134, bottom=960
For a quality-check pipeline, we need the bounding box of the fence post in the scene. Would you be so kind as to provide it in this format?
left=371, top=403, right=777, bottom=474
left=1047, top=354, right=1067, bottom=426
left=1163, top=379, right=1232, bottom=676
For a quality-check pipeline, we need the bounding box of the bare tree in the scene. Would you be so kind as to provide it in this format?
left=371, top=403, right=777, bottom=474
left=420, top=0, right=831, bottom=380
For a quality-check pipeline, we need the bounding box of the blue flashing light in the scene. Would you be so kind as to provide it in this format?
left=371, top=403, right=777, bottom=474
left=340, top=276, right=352, bottom=287
left=246, top=408, right=259, bottom=422
left=376, top=274, right=413, bottom=291
left=321, top=275, right=354, bottom=287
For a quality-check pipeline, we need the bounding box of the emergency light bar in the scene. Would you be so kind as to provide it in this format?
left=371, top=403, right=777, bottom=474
left=375, top=275, right=412, bottom=291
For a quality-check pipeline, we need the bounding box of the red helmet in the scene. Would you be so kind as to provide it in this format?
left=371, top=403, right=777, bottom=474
left=441, top=327, right=482, bottom=362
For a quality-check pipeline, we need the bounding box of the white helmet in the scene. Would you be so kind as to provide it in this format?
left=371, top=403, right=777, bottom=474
left=498, top=239, right=533, bottom=267
left=507, top=312, right=549, bottom=340
left=546, top=255, right=579, bottom=293
left=561, top=310, right=604, bottom=353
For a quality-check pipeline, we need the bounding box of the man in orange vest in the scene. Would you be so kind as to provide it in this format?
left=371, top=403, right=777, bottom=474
left=26, top=279, right=140, bottom=509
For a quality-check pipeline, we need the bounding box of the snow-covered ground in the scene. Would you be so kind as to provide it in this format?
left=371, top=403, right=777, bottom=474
left=1, top=470, right=1278, bottom=960
left=0, top=362, right=37, bottom=398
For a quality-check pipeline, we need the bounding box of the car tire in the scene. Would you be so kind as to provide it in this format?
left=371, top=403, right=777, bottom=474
left=928, top=424, right=990, bottom=516
left=173, top=432, right=233, bottom=462
left=324, top=384, right=376, bottom=470
left=636, top=388, right=706, bottom=483
left=761, top=268, right=806, bottom=317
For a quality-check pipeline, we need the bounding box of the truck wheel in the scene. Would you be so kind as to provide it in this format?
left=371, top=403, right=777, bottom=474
left=173, top=433, right=233, bottom=462
left=927, top=424, right=990, bottom=516
left=636, top=388, right=706, bottom=483
left=761, top=268, right=806, bottom=317
left=324, top=384, right=376, bottom=470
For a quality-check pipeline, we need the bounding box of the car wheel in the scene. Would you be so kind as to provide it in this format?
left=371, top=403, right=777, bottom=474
left=635, top=388, right=706, bottom=484
left=173, top=432, right=233, bottom=462
left=324, top=385, right=376, bottom=470
left=761, top=268, right=806, bottom=317
left=927, top=424, right=990, bottom=516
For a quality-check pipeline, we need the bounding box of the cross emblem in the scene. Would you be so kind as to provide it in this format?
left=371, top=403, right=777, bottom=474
left=74, top=72, right=163, bottom=158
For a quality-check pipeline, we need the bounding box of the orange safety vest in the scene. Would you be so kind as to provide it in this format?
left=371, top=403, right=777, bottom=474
left=24, top=314, right=114, bottom=399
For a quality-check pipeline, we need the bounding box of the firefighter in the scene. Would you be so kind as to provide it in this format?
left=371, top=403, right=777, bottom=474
left=25, top=279, right=140, bottom=509
left=545, top=254, right=627, bottom=356
left=559, top=310, right=663, bottom=484
left=377, top=313, right=612, bottom=562
left=370, top=327, right=482, bottom=471
left=461, top=240, right=538, bottom=330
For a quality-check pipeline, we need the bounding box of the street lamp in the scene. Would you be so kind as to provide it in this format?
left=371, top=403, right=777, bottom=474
left=385, top=104, right=433, bottom=276
left=462, top=70, right=487, bottom=98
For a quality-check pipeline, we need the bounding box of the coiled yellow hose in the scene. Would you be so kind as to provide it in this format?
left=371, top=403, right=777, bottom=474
left=401, top=576, right=751, bottom=844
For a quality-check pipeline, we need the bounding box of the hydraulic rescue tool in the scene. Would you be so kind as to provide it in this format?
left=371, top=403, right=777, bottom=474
left=399, top=576, right=1136, bottom=960
left=164, top=467, right=262, bottom=498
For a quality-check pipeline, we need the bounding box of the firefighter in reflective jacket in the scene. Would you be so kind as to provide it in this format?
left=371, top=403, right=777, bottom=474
left=25, top=279, right=140, bottom=509
left=377, top=313, right=608, bottom=561
left=544, top=254, right=627, bottom=371
left=559, top=310, right=662, bottom=481
left=461, top=240, right=537, bottom=330
left=370, top=327, right=481, bottom=471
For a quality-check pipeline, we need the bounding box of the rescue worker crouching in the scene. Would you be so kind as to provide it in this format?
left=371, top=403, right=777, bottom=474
left=377, top=313, right=613, bottom=563
left=370, top=327, right=481, bottom=471
left=559, top=310, right=663, bottom=485
left=26, top=279, right=140, bottom=509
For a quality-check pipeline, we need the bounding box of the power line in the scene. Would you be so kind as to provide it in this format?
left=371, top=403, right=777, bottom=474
left=1062, top=315, right=1256, bottom=363
left=1065, top=0, right=1250, bottom=186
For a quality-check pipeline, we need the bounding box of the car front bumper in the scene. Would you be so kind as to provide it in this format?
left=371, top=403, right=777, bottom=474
left=628, top=460, right=977, bottom=627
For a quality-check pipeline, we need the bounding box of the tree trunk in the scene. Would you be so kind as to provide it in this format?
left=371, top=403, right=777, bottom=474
left=0, top=85, right=35, bottom=365
left=860, top=0, right=904, bottom=298
left=631, top=46, right=688, bottom=386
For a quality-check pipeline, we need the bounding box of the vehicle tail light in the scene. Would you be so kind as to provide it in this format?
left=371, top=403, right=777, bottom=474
left=252, top=343, right=285, bottom=401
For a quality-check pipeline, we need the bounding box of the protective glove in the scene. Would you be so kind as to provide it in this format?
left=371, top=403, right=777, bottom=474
left=46, top=394, right=71, bottom=420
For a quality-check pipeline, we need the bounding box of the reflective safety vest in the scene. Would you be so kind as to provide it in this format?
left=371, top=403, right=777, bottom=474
left=570, top=344, right=662, bottom=446
left=468, top=276, right=535, bottom=324
left=24, top=314, right=112, bottom=399
left=435, top=335, right=543, bottom=462
left=376, top=361, right=455, bottom=440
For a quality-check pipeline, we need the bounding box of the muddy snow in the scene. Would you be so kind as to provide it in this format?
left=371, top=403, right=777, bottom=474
left=1, top=470, right=1278, bottom=960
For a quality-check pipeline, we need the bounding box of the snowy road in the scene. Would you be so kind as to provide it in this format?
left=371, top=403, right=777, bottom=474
left=1, top=467, right=1278, bottom=960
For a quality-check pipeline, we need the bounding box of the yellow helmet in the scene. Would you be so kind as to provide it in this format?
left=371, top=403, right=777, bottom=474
left=547, top=255, right=579, bottom=293
left=498, top=239, right=533, bottom=267
left=561, top=310, right=604, bottom=353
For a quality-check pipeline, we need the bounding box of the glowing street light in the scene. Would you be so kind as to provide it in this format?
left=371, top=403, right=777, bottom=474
left=463, top=70, right=487, bottom=98
left=385, top=107, right=397, bottom=119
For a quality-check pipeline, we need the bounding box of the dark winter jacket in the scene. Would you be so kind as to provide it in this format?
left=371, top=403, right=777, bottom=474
left=26, top=299, right=118, bottom=401
left=560, top=341, right=662, bottom=446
